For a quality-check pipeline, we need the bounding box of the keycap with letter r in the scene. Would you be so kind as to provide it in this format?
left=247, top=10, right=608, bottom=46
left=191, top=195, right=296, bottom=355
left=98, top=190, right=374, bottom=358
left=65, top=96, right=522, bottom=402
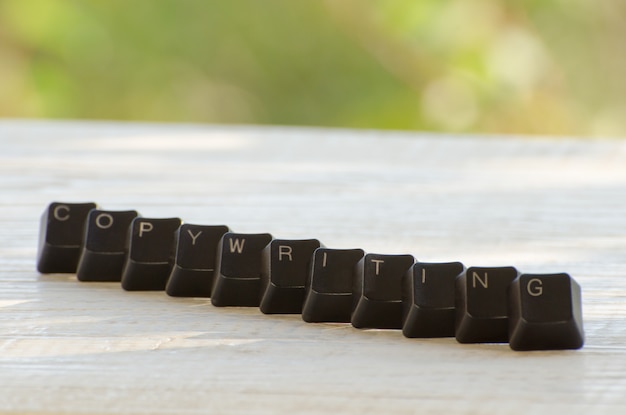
left=402, top=261, right=464, bottom=338
left=455, top=266, right=518, bottom=343
left=165, top=224, right=229, bottom=297
left=121, top=217, right=182, bottom=291
left=211, top=232, right=273, bottom=307
left=259, top=238, right=322, bottom=314
left=76, top=209, right=139, bottom=282
left=37, top=201, right=97, bottom=273
left=301, top=248, right=364, bottom=323
left=508, top=273, right=584, bottom=351
left=351, top=253, right=415, bottom=329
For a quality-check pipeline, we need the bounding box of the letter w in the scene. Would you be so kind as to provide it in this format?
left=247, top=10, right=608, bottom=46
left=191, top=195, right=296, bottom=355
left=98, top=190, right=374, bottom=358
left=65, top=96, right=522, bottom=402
left=229, top=238, right=245, bottom=254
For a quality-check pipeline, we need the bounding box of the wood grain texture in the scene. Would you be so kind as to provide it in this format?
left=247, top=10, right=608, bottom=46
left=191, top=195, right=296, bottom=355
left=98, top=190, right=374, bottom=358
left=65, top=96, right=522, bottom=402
left=1, top=120, right=625, bottom=414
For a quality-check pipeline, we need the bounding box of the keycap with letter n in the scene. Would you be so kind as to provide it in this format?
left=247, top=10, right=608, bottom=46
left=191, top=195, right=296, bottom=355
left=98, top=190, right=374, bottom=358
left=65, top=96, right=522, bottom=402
left=402, top=261, right=465, bottom=338
left=37, top=201, right=97, bottom=273
left=351, top=253, right=415, bottom=329
left=120, top=217, right=182, bottom=291
left=508, top=273, right=584, bottom=351
left=301, top=248, right=364, bottom=323
left=165, top=224, right=229, bottom=297
left=259, top=238, right=322, bottom=314
left=455, top=266, right=518, bottom=343
left=76, top=209, right=139, bottom=282
left=211, top=232, right=273, bottom=307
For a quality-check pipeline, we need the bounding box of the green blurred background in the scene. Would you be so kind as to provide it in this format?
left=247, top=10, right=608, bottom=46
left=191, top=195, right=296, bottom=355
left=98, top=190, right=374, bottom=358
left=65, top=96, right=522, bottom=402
left=1, top=0, right=625, bottom=136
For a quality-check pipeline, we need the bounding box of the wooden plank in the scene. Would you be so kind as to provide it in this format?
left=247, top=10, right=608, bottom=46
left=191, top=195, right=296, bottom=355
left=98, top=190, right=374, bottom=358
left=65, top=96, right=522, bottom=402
left=1, top=120, right=625, bottom=414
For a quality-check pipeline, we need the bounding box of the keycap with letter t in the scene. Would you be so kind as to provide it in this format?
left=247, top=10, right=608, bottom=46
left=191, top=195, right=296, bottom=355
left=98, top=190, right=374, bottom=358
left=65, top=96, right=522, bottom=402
left=165, top=224, right=229, bottom=297
left=351, top=253, right=415, bottom=329
left=508, top=273, right=584, bottom=351
left=402, top=261, right=464, bottom=338
left=37, top=202, right=97, bottom=273
left=259, top=238, right=322, bottom=314
left=455, top=266, right=518, bottom=343
left=76, top=209, right=139, bottom=282
left=121, top=217, right=182, bottom=291
left=211, top=232, right=273, bottom=307
left=301, top=248, right=364, bottom=323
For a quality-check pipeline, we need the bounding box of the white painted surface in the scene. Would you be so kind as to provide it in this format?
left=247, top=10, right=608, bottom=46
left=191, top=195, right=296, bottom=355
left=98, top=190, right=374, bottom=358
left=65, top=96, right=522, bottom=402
left=1, top=121, right=625, bottom=414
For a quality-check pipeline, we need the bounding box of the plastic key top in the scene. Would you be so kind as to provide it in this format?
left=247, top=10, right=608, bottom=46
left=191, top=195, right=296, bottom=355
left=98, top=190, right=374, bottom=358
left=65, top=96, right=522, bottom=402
left=301, top=248, right=364, bottom=323
left=76, top=209, right=139, bottom=282
left=402, top=261, right=465, bottom=338
left=508, top=273, right=584, bottom=351
left=211, top=232, right=273, bottom=307
left=259, top=238, right=322, bottom=314
left=37, top=201, right=97, bottom=273
left=165, top=224, right=229, bottom=297
left=455, top=266, right=518, bottom=343
left=351, top=253, right=415, bottom=329
left=120, top=217, right=182, bottom=291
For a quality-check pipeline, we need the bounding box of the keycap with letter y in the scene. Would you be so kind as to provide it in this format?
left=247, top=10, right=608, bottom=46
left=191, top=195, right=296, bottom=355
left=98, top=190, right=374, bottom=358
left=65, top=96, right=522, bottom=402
left=211, top=232, right=273, bottom=307
left=508, top=273, right=584, bottom=351
left=455, top=266, right=518, bottom=343
left=165, top=224, right=229, bottom=297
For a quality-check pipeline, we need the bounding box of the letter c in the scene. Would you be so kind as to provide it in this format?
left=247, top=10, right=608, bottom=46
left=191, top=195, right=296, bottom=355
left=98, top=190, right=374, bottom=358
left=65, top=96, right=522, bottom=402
left=53, top=205, right=71, bottom=221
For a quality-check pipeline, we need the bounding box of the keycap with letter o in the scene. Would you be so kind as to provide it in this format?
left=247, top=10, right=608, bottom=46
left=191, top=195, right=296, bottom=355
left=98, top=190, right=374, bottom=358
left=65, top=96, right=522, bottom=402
left=508, top=273, right=584, bottom=351
left=120, top=217, right=182, bottom=291
left=351, top=253, right=415, bottom=329
left=165, top=224, right=229, bottom=297
left=402, top=261, right=465, bottom=338
left=455, top=266, right=518, bottom=343
left=76, top=209, right=139, bottom=282
left=211, top=232, right=273, bottom=307
left=37, top=201, right=97, bottom=273
left=259, top=238, right=322, bottom=314
left=301, top=248, right=364, bottom=323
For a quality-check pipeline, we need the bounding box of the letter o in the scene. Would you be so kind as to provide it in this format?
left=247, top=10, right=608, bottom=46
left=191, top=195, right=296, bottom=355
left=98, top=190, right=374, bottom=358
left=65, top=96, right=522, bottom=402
left=95, top=213, right=114, bottom=229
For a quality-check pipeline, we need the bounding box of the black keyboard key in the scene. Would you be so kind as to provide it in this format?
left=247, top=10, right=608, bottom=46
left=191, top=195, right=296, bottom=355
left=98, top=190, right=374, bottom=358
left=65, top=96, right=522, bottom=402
left=76, top=209, right=139, bottom=282
left=165, top=224, right=229, bottom=297
left=37, top=202, right=97, bottom=273
left=351, top=253, right=415, bottom=329
left=455, top=266, right=518, bottom=343
left=402, top=261, right=465, bottom=338
left=508, top=273, right=584, bottom=351
left=121, top=217, right=182, bottom=291
left=259, top=238, right=322, bottom=314
left=301, top=248, right=364, bottom=323
left=211, top=232, right=273, bottom=307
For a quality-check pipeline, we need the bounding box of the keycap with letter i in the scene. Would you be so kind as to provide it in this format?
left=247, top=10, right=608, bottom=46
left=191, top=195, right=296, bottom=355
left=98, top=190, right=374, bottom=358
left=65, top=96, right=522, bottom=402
left=402, top=261, right=465, bottom=338
left=211, top=232, right=273, bottom=307
left=76, top=209, right=139, bottom=282
left=455, top=266, right=518, bottom=343
left=259, top=238, right=322, bottom=314
left=120, top=217, right=182, bottom=291
left=508, top=273, right=584, bottom=351
left=37, top=201, right=97, bottom=273
left=165, top=224, right=229, bottom=297
left=301, top=248, right=364, bottom=323
left=351, top=253, right=415, bottom=329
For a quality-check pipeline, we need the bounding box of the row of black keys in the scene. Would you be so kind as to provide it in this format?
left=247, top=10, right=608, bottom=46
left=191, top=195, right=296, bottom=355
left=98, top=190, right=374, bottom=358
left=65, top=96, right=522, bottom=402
left=36, top=202, right=585, bottom=351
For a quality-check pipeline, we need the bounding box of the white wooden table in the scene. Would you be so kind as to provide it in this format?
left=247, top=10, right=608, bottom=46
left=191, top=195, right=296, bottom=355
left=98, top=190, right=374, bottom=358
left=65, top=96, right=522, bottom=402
left=1, top=120, right=625, bottom=414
